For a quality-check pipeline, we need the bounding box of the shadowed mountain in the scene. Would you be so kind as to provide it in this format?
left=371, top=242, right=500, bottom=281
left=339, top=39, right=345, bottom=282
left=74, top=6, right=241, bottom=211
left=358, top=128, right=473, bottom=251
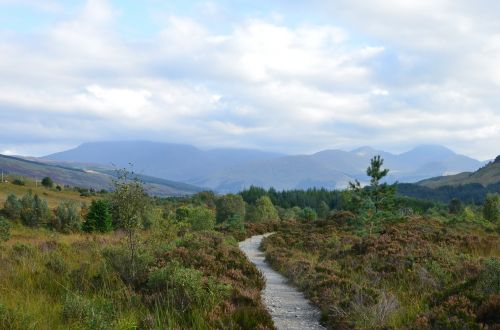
left=0, top=154, right=202, bottom=196
left=45, top=142, right=484, bottom=193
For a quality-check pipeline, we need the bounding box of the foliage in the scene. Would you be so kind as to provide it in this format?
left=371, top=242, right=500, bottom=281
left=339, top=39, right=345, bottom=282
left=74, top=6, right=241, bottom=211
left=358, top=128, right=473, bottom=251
left=317, top=201, right=330, bottom=219
left=54, top=201, right=82, bottom=232
left=12, top=179, right=25, bottom=186
left=185, top=206, right=216, bottom=231
left=82, top=199, right=112, bottom=233
left=246, top=195, right=279, bottom=222
left=41, top=177, right=54, bottom=188
left=300, top=207, right=317, bottom=222
left=215, top=194, right=246, bottom=224
left=448, top=198, right=463, bottom=214
left=3, top=194, right=21, bottom=220
left=109, top=168, right=149, bottom=282
left=483, top=194, right=500, bottom=223
left=0, top=216, right=10, bottom=241
left=19, top=192, right=52, bottom=227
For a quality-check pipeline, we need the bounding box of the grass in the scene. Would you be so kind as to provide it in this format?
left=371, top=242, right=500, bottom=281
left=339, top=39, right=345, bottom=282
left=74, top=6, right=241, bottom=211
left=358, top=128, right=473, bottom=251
left=0, top=224, right=275, bottom=329
left=0, top=176, right=89, bottom=209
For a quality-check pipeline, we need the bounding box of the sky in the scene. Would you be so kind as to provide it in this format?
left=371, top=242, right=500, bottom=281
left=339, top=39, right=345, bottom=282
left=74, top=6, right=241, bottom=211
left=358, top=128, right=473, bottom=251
left=0, top=0, right=499, bottom=160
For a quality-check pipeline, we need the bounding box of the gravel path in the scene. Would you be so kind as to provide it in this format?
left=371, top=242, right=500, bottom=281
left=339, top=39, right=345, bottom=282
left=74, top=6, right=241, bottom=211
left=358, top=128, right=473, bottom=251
left=239, top=234, right=325, bottom=330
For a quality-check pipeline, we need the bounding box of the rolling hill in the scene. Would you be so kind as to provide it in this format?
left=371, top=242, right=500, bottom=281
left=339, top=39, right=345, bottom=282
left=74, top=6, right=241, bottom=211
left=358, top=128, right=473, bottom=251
left=0, top=154, right=202, bottom=196
left=419, top=155, right=500, bottom=189
left=45, top=141, right=485, bottom=192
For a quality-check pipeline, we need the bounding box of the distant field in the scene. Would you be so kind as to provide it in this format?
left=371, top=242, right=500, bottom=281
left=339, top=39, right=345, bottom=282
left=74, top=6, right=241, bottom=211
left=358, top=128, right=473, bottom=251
left=0, top=176, right=90, bottom=209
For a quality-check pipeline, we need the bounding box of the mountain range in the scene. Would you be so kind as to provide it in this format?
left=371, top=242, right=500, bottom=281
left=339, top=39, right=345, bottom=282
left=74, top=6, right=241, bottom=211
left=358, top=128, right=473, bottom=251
left=44, top=141, right=486, bottom=193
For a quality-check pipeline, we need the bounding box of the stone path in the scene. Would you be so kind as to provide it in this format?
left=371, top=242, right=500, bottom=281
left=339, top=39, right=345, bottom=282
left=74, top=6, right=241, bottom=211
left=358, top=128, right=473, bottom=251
left=239, top=234, right=325, bottom=330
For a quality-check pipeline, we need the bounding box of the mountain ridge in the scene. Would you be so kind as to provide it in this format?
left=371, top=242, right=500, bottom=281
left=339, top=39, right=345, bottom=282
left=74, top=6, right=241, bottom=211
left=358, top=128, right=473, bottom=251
left=44, top=141, right=486, bottom=192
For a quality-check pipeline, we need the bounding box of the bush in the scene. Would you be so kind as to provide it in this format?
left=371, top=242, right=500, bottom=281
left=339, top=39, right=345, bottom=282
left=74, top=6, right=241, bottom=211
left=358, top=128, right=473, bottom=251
left=216, top=194, right=246, bottom=224
left=12, top=179, right=25, bottom=186
left=483, top=194, right=500, bottom=223
left=301, top=207, right=317, bottom=222
left=20, top=192, right=52, bottom=227
left=3, top=194, right=21, bottom=220
left=0, top=216, right=11, bottom=242
left=186, top=206, right=216, bottom=231
left=246, top=196, right=279, bottom=222
left=82, top=200, right=112, bottom=233
left=41, top=176, right=54, bottom=188
left=54, top=201, right=82, bottom=232
left=61, top=295, right=111, bottom=330
left=103, top=244, right=153, bottom=286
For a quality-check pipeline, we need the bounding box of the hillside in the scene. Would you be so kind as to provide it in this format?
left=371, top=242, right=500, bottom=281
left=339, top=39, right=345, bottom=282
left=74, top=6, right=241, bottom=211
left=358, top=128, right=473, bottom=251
left=419, top=155, right=500, bottom=188
left=0, top=154, right=202, bottom=196
left=45, top=141, right=484, bottom=193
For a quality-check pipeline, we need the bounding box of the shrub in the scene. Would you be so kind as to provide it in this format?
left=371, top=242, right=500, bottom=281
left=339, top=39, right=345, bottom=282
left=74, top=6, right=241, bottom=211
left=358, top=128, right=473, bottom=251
left=216, top=194, right=246, bottom=224
left=0, top=216, right=11, bottom=242
left=483, top=194, right=500, bottom=223
left=61, top=295, right=112, bottom=330
left=103, top=244, right=153, bottom=286
left=12, top=179, right=25, bottom=186
left=246, top=196, right=279, bottom=222
left=301, top=207, right=317, bottom=222
left=41, top=176, right=54, bottom=188
left=82, top=200, right=112, bottom=233
left=3, top=194, right=21, bottom=220
left=186, top=206, right=216, bottom=231
left=20, top=192, right=52, bottom=227
left=54, top=201, right=82, bottom=232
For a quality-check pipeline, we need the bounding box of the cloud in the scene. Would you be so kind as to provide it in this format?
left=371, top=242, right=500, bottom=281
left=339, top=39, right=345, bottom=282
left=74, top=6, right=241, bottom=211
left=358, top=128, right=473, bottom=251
left=0, top=0, right=498, bottom=160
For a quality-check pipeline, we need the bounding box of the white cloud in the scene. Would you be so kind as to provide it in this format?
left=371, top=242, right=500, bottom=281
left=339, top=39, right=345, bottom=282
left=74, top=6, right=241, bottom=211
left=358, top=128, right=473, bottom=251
left=0, top=0, right=499, bottom=160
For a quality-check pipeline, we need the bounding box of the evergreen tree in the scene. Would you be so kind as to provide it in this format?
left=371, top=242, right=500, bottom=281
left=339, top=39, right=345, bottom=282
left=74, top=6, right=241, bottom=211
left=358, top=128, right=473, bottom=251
left=83, top=200, right=112, bottom=233
left=55, top=201, right=82, bottom=232
left=483, top=194, right=500, bottom=223
left=41, top=177, right=54, bottom=188
left=4, top=194, right=21, bottom=220
left=317, top=201, right=330, bottom=219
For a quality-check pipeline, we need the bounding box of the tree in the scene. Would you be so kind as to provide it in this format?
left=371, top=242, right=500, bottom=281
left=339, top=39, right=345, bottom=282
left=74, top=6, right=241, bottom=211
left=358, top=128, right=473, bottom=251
left=20, top=192, right=51, bottom=226
left=110, top=169, right=149, bottom=281
left=4, top=194, right=21, bottom=220
left=186, top=206, right=215, bottom=231
left=366, top=155, right=396, bottom=212
left=246, top=195, right=279, bottom=222
left=317, top=201, right=330, bottom=219
left=55, top=201, right=82, bottom=232
left=41, top=177, right=54, bottom=188
left=448, top=198, right=463, bottom=215
left=301, top=207, right=317, bottom=222
left=0, top=216, right=10, bottom=242
left=483, top=194, right=500, bottom=223
left=215, top=194, right=246, bottom=224
left=83, top=199, right=112, bottom=233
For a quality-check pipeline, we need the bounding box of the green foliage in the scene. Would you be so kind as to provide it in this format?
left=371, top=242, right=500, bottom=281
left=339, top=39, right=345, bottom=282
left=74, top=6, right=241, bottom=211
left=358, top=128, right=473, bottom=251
left=54, top=201, right=82, bottom=233
left=82, top=200, right=112, bottom=233
left=317, top=201, right=330, bottom=219
left=12, top=179, right=25, bottom=186
left=3, top=194, right=21, bottom=220
left=448, top=198, right=463, bottom=214
left=240, top=185, right=267, bottom=204
left=186, top=206, right=216, bottom=231
left=226, top=214, right=245, bottom=231
left=483, top=194, right=500, bottom=223
left=41, top=176, right=54, bottom=188
left=19, top=192, right=52, bottom=227
left=300, top=207, right=317, bottom=222
left=366, top=155, right=389, bottom=186
left=215, top=194, right=246, bottom=224
left=246, top=195, right=279, bottom=222
left=0, top=216, right=11, bottom=242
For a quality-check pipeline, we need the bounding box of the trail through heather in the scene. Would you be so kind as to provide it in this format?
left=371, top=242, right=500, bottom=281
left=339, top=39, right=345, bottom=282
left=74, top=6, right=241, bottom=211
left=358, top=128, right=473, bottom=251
left=239, top=234, right=325, bottom=330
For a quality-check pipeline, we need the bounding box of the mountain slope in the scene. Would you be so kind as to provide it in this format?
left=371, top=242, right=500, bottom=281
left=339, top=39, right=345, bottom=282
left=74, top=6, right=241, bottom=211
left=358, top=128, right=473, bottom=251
left=47, top=141, right=283, bottom=181
left=0, top=154, right=202, bottom=196
left=419, top=156, right=500, bottom=188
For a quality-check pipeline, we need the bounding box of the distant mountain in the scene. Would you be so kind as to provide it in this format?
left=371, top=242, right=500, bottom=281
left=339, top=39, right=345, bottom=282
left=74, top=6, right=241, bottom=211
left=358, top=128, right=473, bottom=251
left=0, top=154, right=202, bottom=196
left=45, top=141, right=485, bottom=193
left=47, top=141, right=283, bottom=181
left=419, top=155, right=500, bottom=189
